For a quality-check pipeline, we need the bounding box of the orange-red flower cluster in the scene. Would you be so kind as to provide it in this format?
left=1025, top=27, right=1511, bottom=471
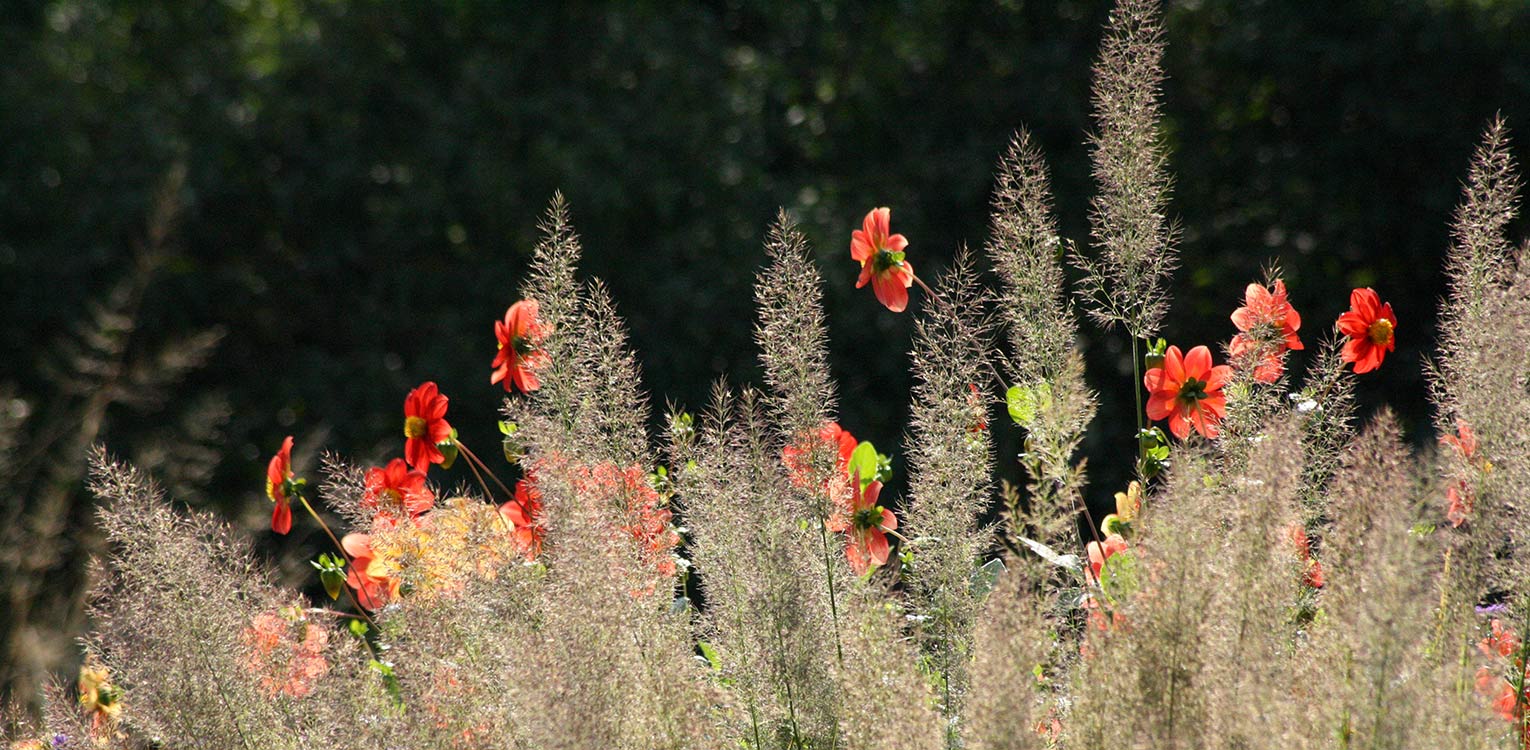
left=1144, top=345, right=1232, bottom=440
left=492, top=299, right=548, bottom=394
left=1474, top=618, right=1529, bottom=741
left=850, top=207, right=915, bottom=312
left=1229, top=279, right=1303, bottom=382
left=241, top=607, right=329, bottom=699
left=826, top=472, right=898, bottom=576
left=1337, top=288, right=1396, bottom=374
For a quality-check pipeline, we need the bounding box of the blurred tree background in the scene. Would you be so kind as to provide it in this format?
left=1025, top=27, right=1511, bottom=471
left=2, top=0, right=1528, bottom=707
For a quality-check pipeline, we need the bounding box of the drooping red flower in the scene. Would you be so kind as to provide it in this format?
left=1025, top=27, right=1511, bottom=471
left=1144, top=345, right=1233, bottom=440
left=491, top=299, right=549, bottom=394
left=498, top=476, right=547, bottom=561
left=1287, top=524, right=1325, bottom=589
left=1337, top=288, right=1396, bottom=374
left=1086, top=533, right=1129, bottom=581
left=1229, top=279, right=1304, bottom=382
left=782, top=421, right=858, bottom=490
left=361, top=458, right=434, bottom=522
left=341, top=533, right=398, bottom=610
left=826, top=473, right=897, bottom=576
left=1442, top=418, right=1477, bottom=460
left=850, top=207, right=915, bottom=312
left=403, top=382, right=453, bottom=473
left=266, top=436, right=295, bottom=535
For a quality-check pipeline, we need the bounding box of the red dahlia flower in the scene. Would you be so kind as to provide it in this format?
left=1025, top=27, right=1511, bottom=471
left=403, top=382, right=453, bottom=472
left=499, top=476, right=546, bottom=561
left=1337, top=288, right=1396, bottom=373
left=491, top=299, right=548, bottom=394
left=826, top=472, right=897, bottom=576
left=1229, top=279, right=1303, bottom=382
left=361, top=458, right=434, bottom=521
left=266, top=436, right=295, bottom=535
left=1144, top=345, right=1233, bottom=440
left=850, top=207, right=915, bottom=312
left=1479, top=618, right=1522, bottom=659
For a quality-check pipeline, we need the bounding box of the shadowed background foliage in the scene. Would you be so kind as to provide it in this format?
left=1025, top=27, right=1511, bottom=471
left=2, top=0, right=1528, bottom=705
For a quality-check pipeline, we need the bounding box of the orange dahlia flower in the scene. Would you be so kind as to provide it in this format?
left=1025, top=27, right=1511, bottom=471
left=492, top=299, right=548, bottom=394
left=1144, top=345, right=1232, bottom=440
left=1229, top=279, right=1303, bottom=382
left=850, top=207, right=914, bottom=312
left=362, top=458, right=434, bottom=522
left=826, top=472, right=897, bottom=576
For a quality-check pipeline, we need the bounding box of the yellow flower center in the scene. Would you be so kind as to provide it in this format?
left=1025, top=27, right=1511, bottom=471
left=404, top=416, right=428, bottom=439
left=1367, top=318, right=1393, bottom=345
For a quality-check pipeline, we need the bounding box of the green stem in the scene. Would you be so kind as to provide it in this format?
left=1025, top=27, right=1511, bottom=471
left=1132, top=336, right=1146, bottom=470
left=818, top=523, right=846, bottom=666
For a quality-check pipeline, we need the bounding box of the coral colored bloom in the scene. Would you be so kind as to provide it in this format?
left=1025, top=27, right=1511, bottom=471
left=850, top=207, right=915, bottom=312
left=1442, top=418, right=1477, bottom=460
left=1446, top=481, right=1474, bottom=528
left=1086, top=533, right=1128, bottom=580
left=499, top=476, right=546, bottom=560
left=241, top=608, right=330, bottom=698
left=826, top=473, right=897, bottom=576
left=1336, top=288, right=1396, bottom=374
left=266, top=436, right=295, bottom=535
left=491, top=299, right=549, bottom=394
left=361, top=458, right=434, bottom=521
left=782, top=421, right=858, bottom=489
left=1287, top=524, right=1325, bottom=589
left=1144, top=345, right=1233, bottom=440
left=1479, top=618, right=1522, bottom=659
left=403, top=382, right=453, bottom=472
left=1229, top=279, right=1304, bottom=382
left=342, top=533, right=399, bottom=610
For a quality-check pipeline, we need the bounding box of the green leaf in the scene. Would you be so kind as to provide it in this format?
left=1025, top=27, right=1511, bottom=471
left=498, top=420, right=517, bottom=436
left=348, top=619, right=369, bottom=639
left=697, top=641, right=721, bottom=671
left=1099, top=549, right=1139, bottom=601
left=969, top=558, right=1007, bottom=598
left=437, top=427, right=460, bottom=469
left=1007, top=383, right=1052, bottom=426
left=848, top=441, right=880, bottom=486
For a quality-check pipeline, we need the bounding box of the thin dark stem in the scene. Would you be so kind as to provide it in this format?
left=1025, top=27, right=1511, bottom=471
left=457, top=440, right=516, bottom=499
left=296, top=494, right=377, bottom=628
left=455, top=440, right=516, bottom=535
left=1132, top=336, right=1146, bottom=470
left=818, top=523, right=846, bottom=666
